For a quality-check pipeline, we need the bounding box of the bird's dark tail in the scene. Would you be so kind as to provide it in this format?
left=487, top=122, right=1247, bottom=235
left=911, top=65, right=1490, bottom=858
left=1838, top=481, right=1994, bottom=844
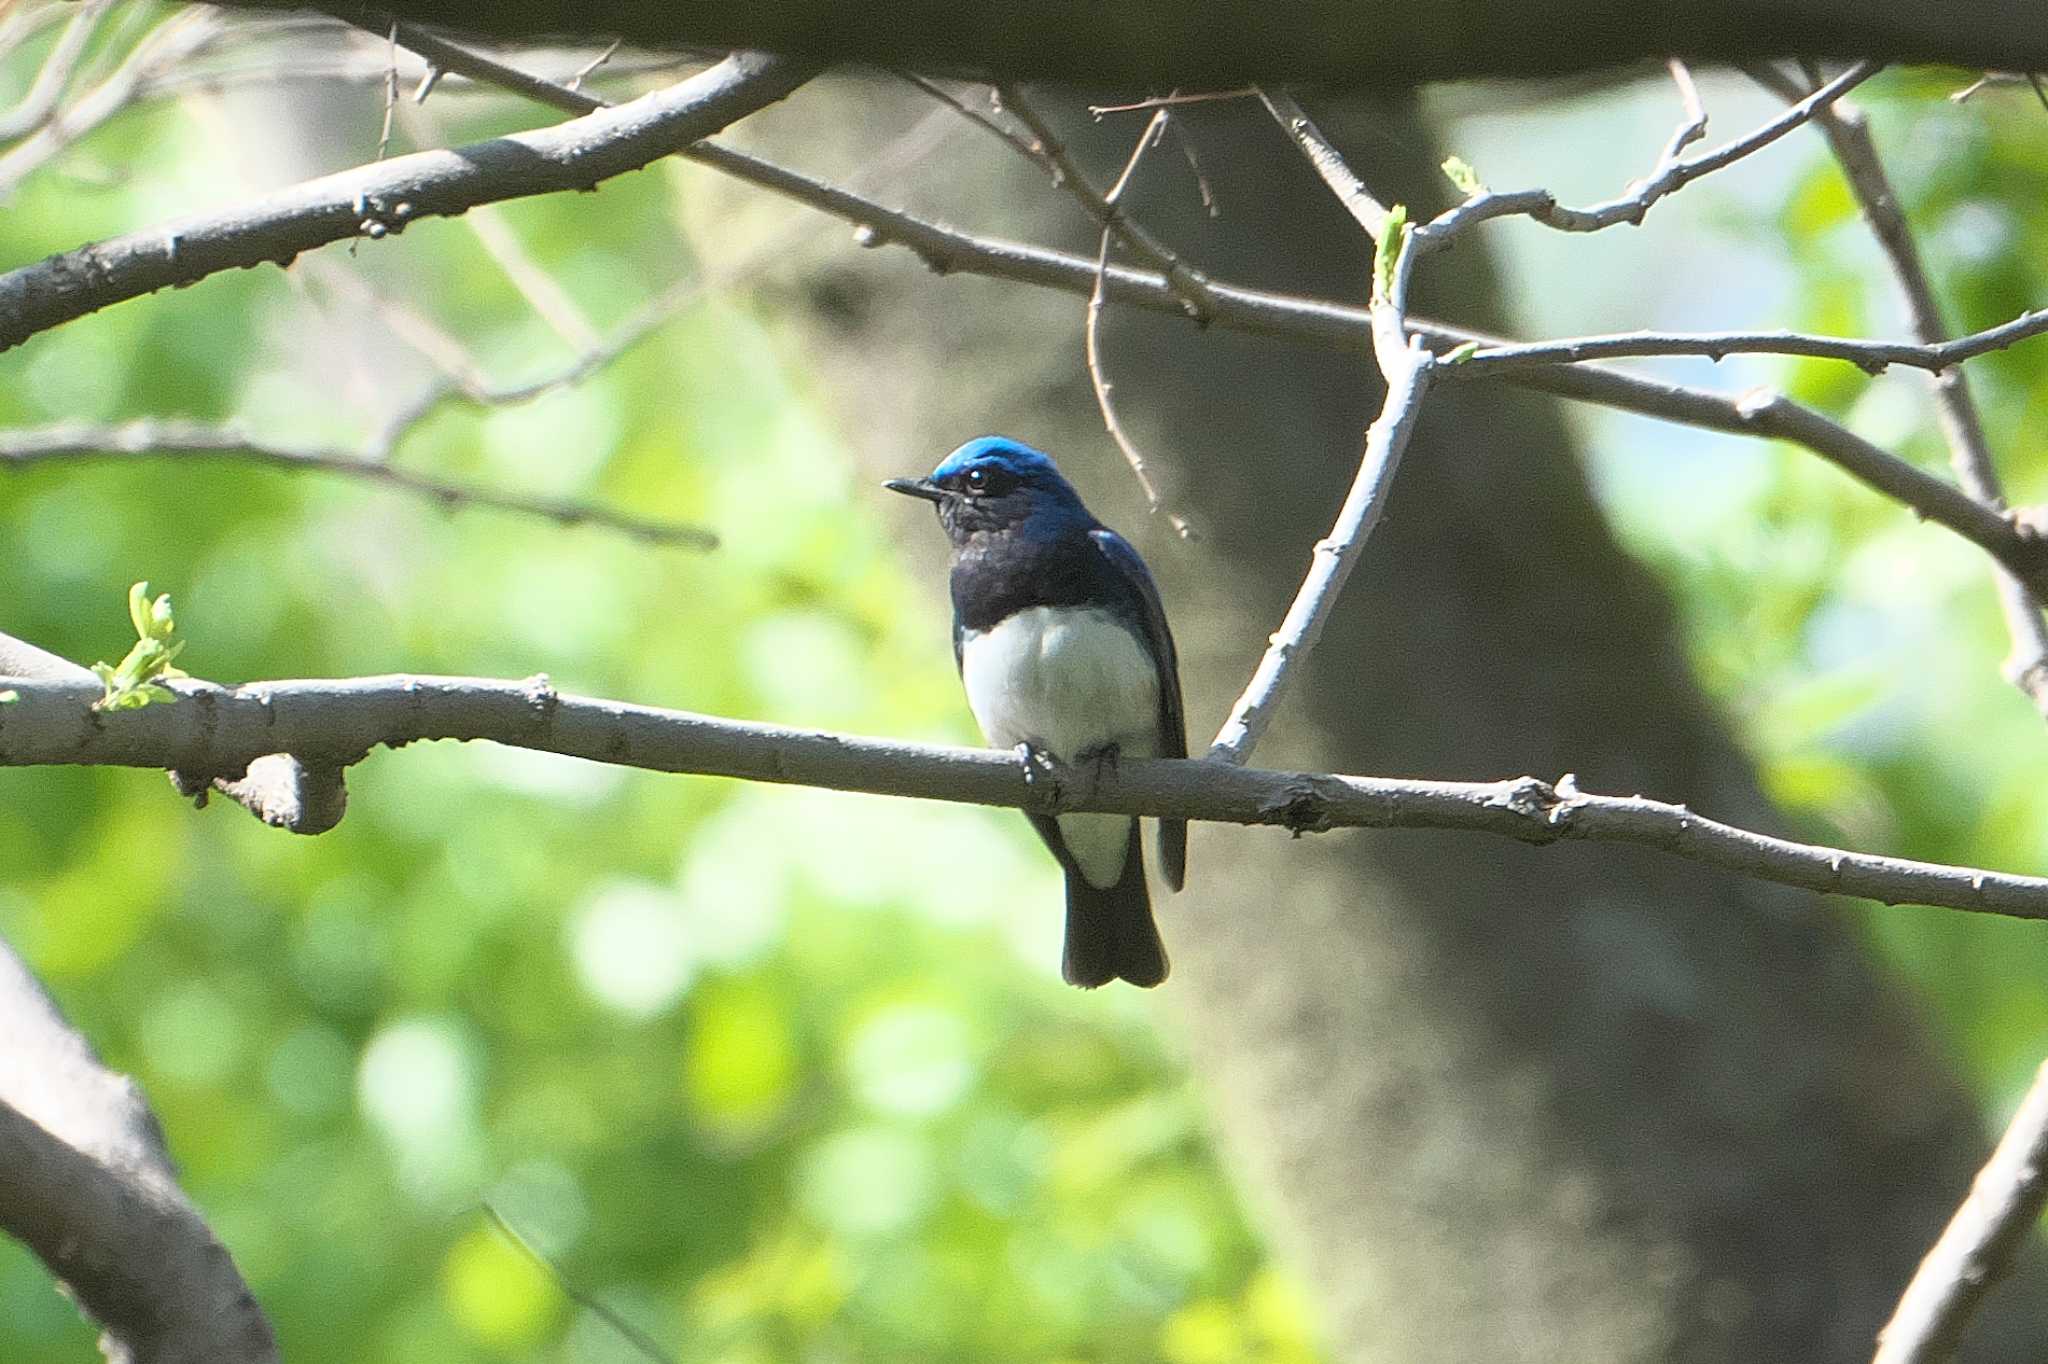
left=1060, top=821, right=1168, bottom=989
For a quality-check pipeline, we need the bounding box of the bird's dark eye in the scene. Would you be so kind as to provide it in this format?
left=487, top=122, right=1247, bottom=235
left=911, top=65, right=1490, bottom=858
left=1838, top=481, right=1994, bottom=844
left=965, top=467, right=990, bottom=493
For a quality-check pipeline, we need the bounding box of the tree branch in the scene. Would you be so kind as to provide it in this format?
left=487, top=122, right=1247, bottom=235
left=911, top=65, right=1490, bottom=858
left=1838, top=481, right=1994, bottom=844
left=650, top=148, right=2048, bottom=600
left=192, top=0, right=2048, bottom=87
left=1761, top=66, right=2048, bottom=723
left=1873, top=1058, right=2048, bottom=1364
left=0, top=939, right=277, bottom=1363
left=0, top=49, right=818, bottom=353
left=1423, top=62, right=1878, bottom=236
left=1209, top=107, right=1435, bottom=762
left=0, top=419, right=719, bottom=548
left=1441, top=307, right=2048, bottom=377
left=3, top=672, right=2048, bottom=922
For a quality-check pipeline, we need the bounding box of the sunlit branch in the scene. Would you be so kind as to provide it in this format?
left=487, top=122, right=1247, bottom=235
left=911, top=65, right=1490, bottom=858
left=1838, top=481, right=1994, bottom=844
left=1255, top=89, right=1392, bottom=236
left=1753, top=63, right=2048, bottom=724
left=0, top=50, right=819, bottom=351
left=1443, top=308, right=2048, bottom=378
left=659, top=149, right=2048, bottom=601
left=1874, top=1058, right=2048, bottom=1364
left=1211, top=103, right=1435, bottom=763
left=0, top=8, right=229, bottom=199
left=3, top=672, right=2048, bottom=924
left=0, top=0, right=112, bottom=143
left=0, top=419, right=718, bottom=548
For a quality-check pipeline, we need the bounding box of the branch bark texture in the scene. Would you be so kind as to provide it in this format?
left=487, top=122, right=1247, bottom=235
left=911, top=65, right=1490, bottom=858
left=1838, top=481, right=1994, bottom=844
left=0, top=50, right=816, bottom=353
left=7, top=673, right=2048, bottom=923
left=0, top=943, right=276, bottom=1364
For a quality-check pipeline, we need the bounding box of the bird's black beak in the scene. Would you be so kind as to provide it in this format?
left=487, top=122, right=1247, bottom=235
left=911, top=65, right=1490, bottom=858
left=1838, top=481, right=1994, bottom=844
left=883, top=477, right=946, bottom=504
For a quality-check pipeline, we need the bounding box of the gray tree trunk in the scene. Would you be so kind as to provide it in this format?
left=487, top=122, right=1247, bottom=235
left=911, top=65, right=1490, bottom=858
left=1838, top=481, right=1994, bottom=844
left=685, top=81, right=2046, bottom=1360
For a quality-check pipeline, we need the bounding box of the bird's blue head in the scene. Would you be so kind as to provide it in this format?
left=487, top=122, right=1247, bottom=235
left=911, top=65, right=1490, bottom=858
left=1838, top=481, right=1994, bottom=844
left=885, top=436, right=1095, bottom=543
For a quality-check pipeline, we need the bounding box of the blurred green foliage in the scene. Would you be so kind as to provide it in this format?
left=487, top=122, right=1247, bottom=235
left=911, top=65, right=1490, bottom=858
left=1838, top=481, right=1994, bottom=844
left=0, top=11, right=1315, bottom=1360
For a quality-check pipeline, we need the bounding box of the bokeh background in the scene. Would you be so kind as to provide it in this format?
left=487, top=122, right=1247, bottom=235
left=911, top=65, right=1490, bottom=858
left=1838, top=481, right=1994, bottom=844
left=2, top=6, right=2046, bottom=1360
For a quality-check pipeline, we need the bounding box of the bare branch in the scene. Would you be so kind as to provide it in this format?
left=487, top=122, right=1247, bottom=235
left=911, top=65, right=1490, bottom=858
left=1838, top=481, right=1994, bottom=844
left=0, top=50, right=819, bottom=353
left=1874, top=1059, right=2048, bottom=1364
left=0, top=420, right=718, bottom=548
left=3, top=673, right=2048, bottom=922
left=1764, top=70, right=2048, bottom=721
left=1209, top=112, right=1439, bottom=763
left=1443, top=307, right=2048, bottom=377
left=0, top=9, right=230, bottom=201
left=990, top=82, right=1220, bottom=319
left=1084, top=110, right=1195, bottom=537
left=1428, top=62, right=1878, bottom=238
left=1256, top=89, right=1392, bottom=237
left=0, top=0, right=112, bottom=143
left=1208, top=339, right=1432, bottom=762
left=654, top=144, right=2048, bottom=602
left=0, top=939, right=277, bottom=1362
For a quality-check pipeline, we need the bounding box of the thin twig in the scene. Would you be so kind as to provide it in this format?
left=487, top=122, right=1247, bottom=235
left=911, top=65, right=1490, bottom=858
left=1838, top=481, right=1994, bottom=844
left=1256, top=88, right=1392, bottom=237
left=566, top=38, right=620, bottom=92
left=1086, top=110, right=1194, bottom=537
left=664, top=145, right=2048, bottom=598
left=1656, top=58, right=1709, bottom=164
left=1424, top=62, right=1878, bottom=240
left=0, top=420, right=718, bottom=547
left=483, top=1204, right=675, bottom=1364
left=1088, top=88, right=1259, bottom=115
left=1210, top=114, right=1435, bottom=763
left=0, top=9, right=228, bottom=201
left=1873, top=1059, right=2048, bottom=1363
left=977, top=80, right=1220, bottom=319
left=1439, top=310, right=2048, bottom=377
left=1762, top=65, right=2048, bottom=721
left=1208, top=340, right=1433, bottom=762
left=6, top=673, right=2048, bottom=923
left=373, top=18, right=397, bottom=160
left=0, top=0, right=111, bottom=144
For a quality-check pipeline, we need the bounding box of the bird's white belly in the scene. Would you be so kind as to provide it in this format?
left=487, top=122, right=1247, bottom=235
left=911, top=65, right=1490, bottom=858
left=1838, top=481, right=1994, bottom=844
left=960, top=606, right=1160, bottom=889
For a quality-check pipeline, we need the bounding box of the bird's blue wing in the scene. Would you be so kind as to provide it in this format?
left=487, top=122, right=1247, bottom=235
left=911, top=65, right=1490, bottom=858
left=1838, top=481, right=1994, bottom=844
left=1090, top=528, right=1187, bottom=890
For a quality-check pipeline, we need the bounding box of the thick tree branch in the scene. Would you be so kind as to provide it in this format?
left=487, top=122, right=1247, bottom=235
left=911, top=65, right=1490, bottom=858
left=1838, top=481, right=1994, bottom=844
left=1874, top=1058, right=2048, bottom=1364
left=2, top=672, right=2048, bottom=923
left=197, top=0, right=2048, bottom=87
left=0, top=940, right=277, bottom=1363
left=0, top=49, right=817, bottom=353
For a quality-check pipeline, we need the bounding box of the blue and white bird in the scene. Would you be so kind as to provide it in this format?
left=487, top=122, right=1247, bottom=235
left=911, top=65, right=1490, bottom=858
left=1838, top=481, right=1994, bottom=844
left=887, top=436, right=1186, bottom=988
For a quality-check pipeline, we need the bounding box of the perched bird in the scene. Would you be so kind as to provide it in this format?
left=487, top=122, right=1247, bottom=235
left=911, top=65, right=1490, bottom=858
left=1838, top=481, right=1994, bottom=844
left=886, top=436, right=1186, bottom=988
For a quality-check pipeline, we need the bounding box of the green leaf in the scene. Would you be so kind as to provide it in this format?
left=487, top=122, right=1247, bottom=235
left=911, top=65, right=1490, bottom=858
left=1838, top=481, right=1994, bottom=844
left=92, top=580, right=189, bottom=711
left=1372, top=203, right=1410, bottom=304
left=0, top=690, right=16, bottom=705
left=1440, top=155, right=1484, bottom=197
left=1441, top=341, right=1482, bottom=365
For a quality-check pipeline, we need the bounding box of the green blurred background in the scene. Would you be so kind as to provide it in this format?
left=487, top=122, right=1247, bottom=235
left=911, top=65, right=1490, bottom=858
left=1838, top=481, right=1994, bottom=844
left=2, top=7, right=2046, bottom=1360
